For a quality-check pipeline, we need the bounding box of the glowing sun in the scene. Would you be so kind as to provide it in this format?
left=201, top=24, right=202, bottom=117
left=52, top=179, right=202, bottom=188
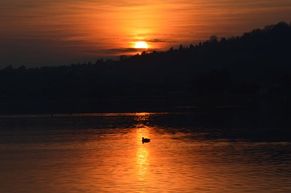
left=134, top=41, right=149, bottom=49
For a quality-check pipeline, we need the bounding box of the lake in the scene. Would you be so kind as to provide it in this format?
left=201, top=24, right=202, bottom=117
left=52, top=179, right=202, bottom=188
left=0, top=112, right=291, bottom=193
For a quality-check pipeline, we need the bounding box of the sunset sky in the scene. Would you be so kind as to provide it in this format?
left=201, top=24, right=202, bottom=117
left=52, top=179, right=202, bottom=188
left=1, top=0, right=291, bottom=66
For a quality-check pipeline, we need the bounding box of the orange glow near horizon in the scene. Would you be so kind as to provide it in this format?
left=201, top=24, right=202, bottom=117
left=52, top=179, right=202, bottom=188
left=1, top=0, right=291, bottom=65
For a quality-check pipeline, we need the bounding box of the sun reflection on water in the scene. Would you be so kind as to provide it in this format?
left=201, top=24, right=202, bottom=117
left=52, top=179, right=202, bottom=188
left=135, top=127, right=151, bottom=193
left=134, top=113, right=151, bottom=185
left=134, top=112, right=151, bottom=122
left=136, top=143, right=149, bottom=180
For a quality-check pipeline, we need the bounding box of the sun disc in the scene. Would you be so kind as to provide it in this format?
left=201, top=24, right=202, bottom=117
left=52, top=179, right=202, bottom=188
left=134, top=41, right=149, bottom=49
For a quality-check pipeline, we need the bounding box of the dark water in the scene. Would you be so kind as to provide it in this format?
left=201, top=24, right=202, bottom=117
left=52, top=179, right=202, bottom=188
left=0, top=112, right=291, bottom=193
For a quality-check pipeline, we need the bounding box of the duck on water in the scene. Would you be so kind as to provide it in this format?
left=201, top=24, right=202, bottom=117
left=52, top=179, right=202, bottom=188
left=142, top=137, right=150, bottom=144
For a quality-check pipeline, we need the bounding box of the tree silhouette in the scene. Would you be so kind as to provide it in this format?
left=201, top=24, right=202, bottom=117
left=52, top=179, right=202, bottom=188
left=0, top=22, right=290, bottom=119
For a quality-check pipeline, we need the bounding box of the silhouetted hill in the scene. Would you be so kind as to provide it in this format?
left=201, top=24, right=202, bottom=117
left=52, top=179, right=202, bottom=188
left=0, top=22, right=291, bottom=125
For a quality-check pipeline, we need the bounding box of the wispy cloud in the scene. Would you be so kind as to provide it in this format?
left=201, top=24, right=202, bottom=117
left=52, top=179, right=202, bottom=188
left=145, top=38, right=169, bottom=43
left=100, top=47, right=157, bottom=55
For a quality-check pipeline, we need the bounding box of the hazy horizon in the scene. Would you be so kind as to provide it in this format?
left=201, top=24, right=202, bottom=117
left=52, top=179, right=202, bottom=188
left=1, top=0, right=291, bottom=66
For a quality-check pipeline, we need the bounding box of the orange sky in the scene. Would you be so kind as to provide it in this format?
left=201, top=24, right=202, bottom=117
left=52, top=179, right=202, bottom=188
left=0, top=0, right=291, bottom=66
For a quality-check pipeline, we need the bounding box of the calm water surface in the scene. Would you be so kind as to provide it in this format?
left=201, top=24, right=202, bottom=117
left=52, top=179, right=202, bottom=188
left=0, top=112, right=291, bottom=193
